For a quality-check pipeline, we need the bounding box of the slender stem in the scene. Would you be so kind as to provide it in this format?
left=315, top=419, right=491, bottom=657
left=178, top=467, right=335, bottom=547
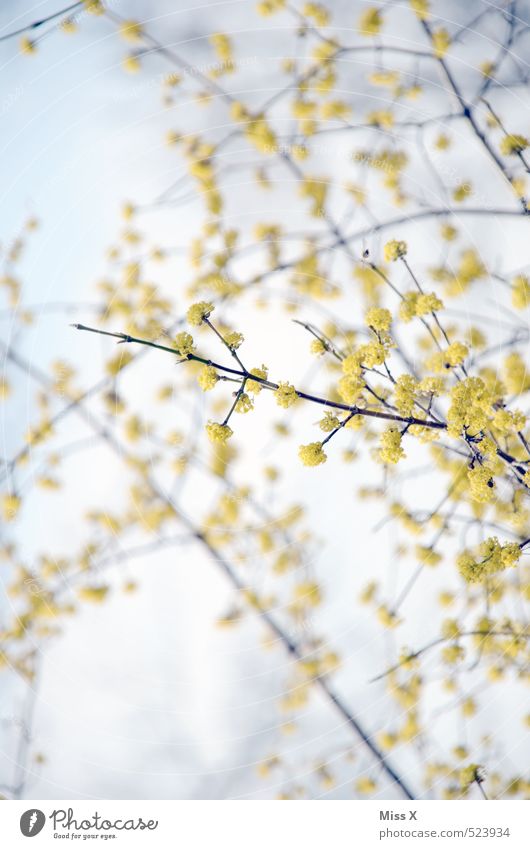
left=370, top=630, right=529, bottom=683
left=420, top=18, right=528, bottom=213
left=73, top=323, right=446, bottom=430
left=0, top=1, right=83, bottom=43
left=6, top=339, right=416, bottom=801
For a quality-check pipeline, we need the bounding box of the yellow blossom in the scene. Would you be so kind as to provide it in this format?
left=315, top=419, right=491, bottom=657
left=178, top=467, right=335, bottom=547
left=416, top=292, right=444, bottom=315
left=394, top=374, right=418, bottom=415
left=459, top=764, right=484, bottom=791
left=435, top=133, right=451, bottom=150
left=377, top=605, right=400, bottom=628
left=415, top=545, right=442, bottom=567
left=445, top=341, right=468, bottom=366
left=299, top=442, right=327, bottom=466
left=119, top=20, right=143, bottom=43
left=410, top=0, right=430, bottom=19
left=247, top=365, right=268, bottom=394
left=500, top=135, right=529, bottom=156
left=105, top=350, right=133, bottom=376
left=83, top=0, right=104, bottom=13
left=78, top=585, right=109, bottom=603
left=187, top=301, right=214, bottom=325
left=275, top=382, right=298, bottom=408
left=206, top=421, right=233, bottom=443
left=432, top=28, right=450, bottom=58
left=210, top=32, right=232, bottom=62
left=338, top=375, right=364, bottom=403
left=0, top=377, right=10, bottom=400
left=198, top=365, right=218, bottom=391
left=235, top=392, right=254, bottom=414
left=379, top=428, right=405, bottom=464
left=293, top=581, right=322, bottom=607
left=302, top=2, right=330, bottom=26
left=122, top=54, right=141, bottom=73
left=467, top=465, right=495, bottom=503
left=453, top=182, right=471, bottom=202
left=299, top=176, right=328, bottom=216
left=224, top=330, right=244, bottom=349
left=365, top=307, right=392, bottom=331
left=512, top=275, right=530, bottom=309
left=384, top=239, right=407, bottom=261
left=319, top=412, right=340, bottom=432
left=359, top=8, right=383, bottom=36
left=257, top=0, right=286, bottom=16
left=355, top=776, right=377, bottom=794
left=310, top=338, right=328, bottom=356
left=357, top=341, right=387, bottom=367
left=2, top=494, right=21, bottom=521
left=20, top=37, right=36, bottom=55
left=174, top=332, right=195, bottom=356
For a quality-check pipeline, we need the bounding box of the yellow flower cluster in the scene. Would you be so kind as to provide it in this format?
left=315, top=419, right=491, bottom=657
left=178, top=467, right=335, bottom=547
left=105, top=350, right=133, bottom=376
left=198, top=365, right=218, bottom=391
left=0, top=377, right=10, bottom=400
left=224, top=330, right=244, bottom=349
left=446, top=376, right=493, bottom=437
left=399, top=291, right=444, bottom=322
left=377, top=605, right=400, bottom=628
left=293, top=580, right=322, bottom=608
left=187, top=301, right=214, bottom=325
left=379, top=428, right=405, bottom=464
left=504, top=352, right=530, bottom=394
left=299, top=177, right=328, bottom=216
left=384, top=239, right=407, bottom=262
left=119, top=20, right=143, bottom=43
left=367, top=110, right=394, bottom=129
left=393, top=374, right=443, bottom=417
left=359, top=8, right=383, bottom=36
left=206, top=421, right=233, bottom=443
left=78, top=585, right=109, bottom=603
left=20, top=37, right=36, bottom=55
left=415, top=545, right=442, bottom=567
left=274, top=382, right=299, bottom=408
left=235, top=393, right=254, bottom=413
left=256, top=0, right=286, bottom=15
left=430, top=246, right=486, bottom=295
left=394, top=374, right=418, bottom=416
left=500, top=135, right=529, bottom=156
left=410, top=0, right=430, bottom=19
left=338, top=374, right=364, bottom=404
left=122, top=55, right=140, bottom=75
left=467, top=465, right=495, bottom=503
left=210, top=33, right=233, bottom=62
left=512, top=274, right=530, bottom=309
left=174, top=332, right=195, bottom=356
left=2, top=493, right=21, bottom=521
left=299, top=442, right=327, bottom=466
left=302, top=2, right=330, bottom=26
left=445, top=341, right=469, bottom=366
left=247, top=365, right=268, bottom=394
left=459, top=764, right=483, bottom=791
left=83, top=0, right=104, bottom=14
left=457, top=537, right=521, bottom=583
left=492, top=408, right=526, bottom=435
left=432, top=28, right=450, bottom=58
left=365, top=307, right=392, bottom=331
left=427, top=341, right=468, bottom=373
left=319, top=412, right=340, bottom=432
left=245, top=113, right=277, bottom=154
left=310, top=338, right=328, bottom=356
left=356, top=341, right=388, bottom=368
